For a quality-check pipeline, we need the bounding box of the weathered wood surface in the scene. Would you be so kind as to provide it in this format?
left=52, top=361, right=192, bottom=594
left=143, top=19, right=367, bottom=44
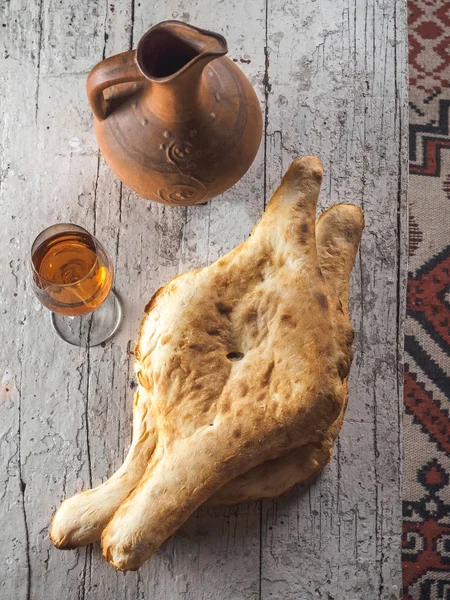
left=0, top=0, right=407, bottom=598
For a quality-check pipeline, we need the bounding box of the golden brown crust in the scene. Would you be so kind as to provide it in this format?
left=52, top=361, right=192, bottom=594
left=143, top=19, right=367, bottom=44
left=49, top=157, right=364, bottom=571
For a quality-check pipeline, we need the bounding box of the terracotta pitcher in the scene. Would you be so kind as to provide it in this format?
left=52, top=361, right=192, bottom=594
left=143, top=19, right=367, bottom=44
left=86, top=21, right=262, bottom=206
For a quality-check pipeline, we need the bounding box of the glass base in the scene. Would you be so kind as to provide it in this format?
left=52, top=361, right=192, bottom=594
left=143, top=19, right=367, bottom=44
left=51, top=289, right=122, bottom=347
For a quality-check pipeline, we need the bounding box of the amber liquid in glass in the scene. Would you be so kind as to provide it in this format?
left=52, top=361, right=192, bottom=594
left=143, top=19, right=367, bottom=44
left=32, top=231, right=113, bottom=316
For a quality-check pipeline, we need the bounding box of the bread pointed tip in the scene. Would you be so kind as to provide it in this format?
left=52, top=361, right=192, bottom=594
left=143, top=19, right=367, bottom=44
left=284, top=156, right=323, bottom=187
left=317, top=203, right=365, bottom=242
left=102, top=535, right=145, bottom=572
left=315, top=202, right=365, bottom=307
left=49, top=518, right=79, bottom=550
left=49, top=494, right=105, bottom=550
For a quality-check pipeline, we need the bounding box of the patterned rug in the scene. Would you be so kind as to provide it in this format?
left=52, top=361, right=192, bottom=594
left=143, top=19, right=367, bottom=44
left=403, top=1, right=450, bottom=598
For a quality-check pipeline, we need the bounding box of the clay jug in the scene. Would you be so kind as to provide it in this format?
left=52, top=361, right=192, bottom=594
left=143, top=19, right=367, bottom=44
left=86, top=21, right=262, bottom=206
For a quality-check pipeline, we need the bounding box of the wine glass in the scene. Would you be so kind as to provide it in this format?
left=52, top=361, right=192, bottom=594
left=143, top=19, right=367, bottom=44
left=30, top=223, right=122, bottom=347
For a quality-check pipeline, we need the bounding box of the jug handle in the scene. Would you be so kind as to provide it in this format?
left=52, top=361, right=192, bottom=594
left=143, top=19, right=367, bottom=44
left=87, top=50, right=144, bottom=121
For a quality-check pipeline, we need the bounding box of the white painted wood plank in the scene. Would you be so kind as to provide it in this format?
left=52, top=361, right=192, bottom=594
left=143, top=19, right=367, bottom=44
left=101, top=3, right=267, bottom=599
left=3, top=0, right=114, bottom=597
left=0, top=0, right=406, bottom=598
left=0, top=1, right=97, bottom=599
left=9, top=0, right=267, bottom=598
left=261, top=0, right=407, bottom=598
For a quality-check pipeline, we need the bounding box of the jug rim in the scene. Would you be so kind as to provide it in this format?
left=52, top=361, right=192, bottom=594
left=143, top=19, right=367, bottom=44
left=136, top=20, right=228, bottom=83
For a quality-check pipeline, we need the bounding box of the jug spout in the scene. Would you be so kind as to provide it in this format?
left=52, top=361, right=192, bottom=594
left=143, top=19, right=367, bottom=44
left=136, top=21, right=228, bottom=118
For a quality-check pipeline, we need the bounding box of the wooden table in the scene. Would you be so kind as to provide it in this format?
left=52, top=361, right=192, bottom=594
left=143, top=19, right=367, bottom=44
left=1, top=0, right=407, bottom=598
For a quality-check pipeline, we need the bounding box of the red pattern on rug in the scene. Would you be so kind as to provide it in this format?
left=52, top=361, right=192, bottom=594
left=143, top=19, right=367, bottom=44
left=404, top=1, right=450, bottom=598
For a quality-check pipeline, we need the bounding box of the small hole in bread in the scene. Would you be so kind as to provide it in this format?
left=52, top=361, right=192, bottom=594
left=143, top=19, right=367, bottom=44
left=227, top=351, right=244, bottom=361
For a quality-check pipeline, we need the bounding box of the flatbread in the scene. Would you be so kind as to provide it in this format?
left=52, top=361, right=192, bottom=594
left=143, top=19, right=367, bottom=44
left=50, top=157, right=363, bottom=571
